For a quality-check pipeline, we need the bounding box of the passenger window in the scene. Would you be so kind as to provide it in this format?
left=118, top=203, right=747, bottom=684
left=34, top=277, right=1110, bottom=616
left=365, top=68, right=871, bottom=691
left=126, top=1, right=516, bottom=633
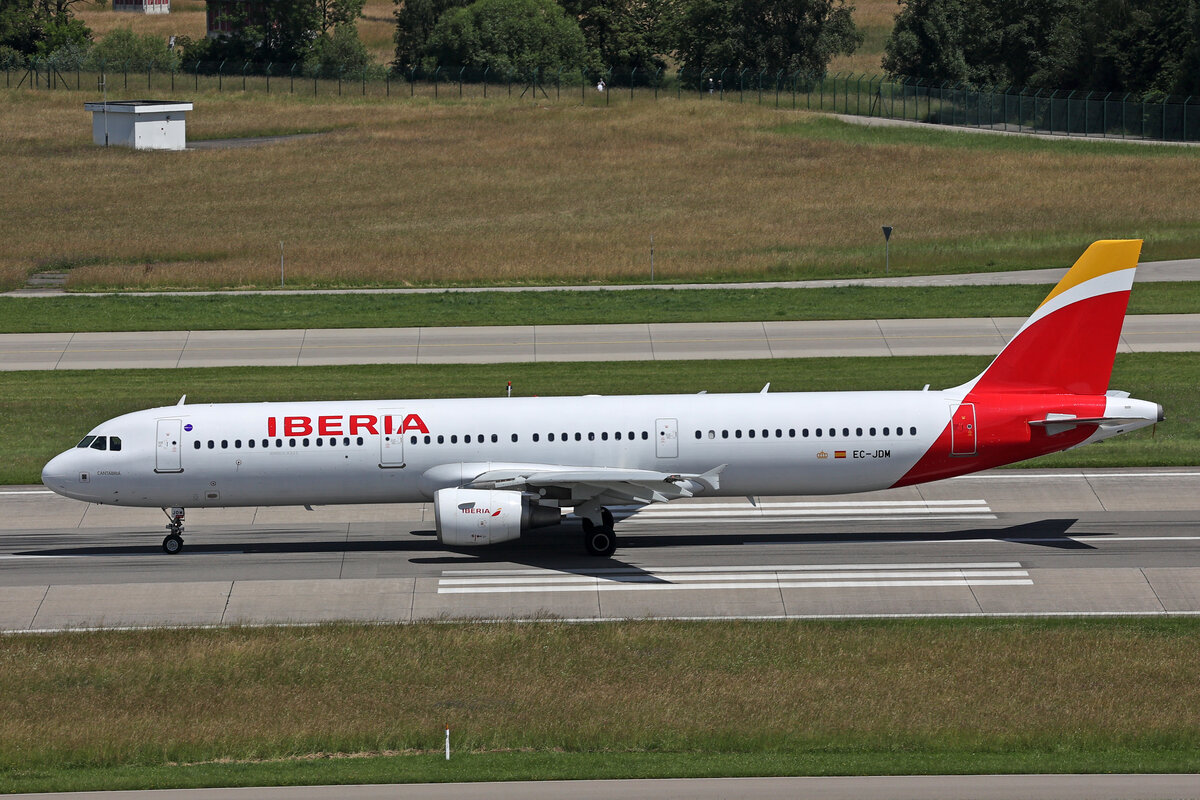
left=815, top=429, right=822, bottom=438
left=883, top=427, right=890, bottom=436
left=762, top=429, right=769, bottom=438
left=735, top=430, right=742, bottom=439
left=423, top=435, right=431, bottom=444
left=615, top=432, right=623, bottom=440
left=356, top=437, right=364, bottom=445
left=910, top=427, right=917, bottom=435
left=194, top=441, right=201, bottom=449
left=748, top=429, right=755, bottom=438
left=588, top=432, right=595, bottom=441
left=511, top=434, right=518, bottom=443
left=695, top=430, right=702, bottom=439
left=248, top=439, right=255, bottom=449
left=856, top=428, right=862, bottom=437
left=491, top=434, right=498, bottom=443
left=896, top=427, right=904, bottom=436
left=775, top=429, right=782, bottom=438
left=221, top=440, right=228, bottom=449
left=76, top=436, right=96, bottom=449
left=722, top=430, right=729, bottom=439
left=208, top=440, right=215, bottom=449
left=410, top=435, right=418, bottom=445
left=548, top=433, right=555, bottom=442
left=289, top=438, right=297, bottom=447
left=601, top=432, right=609, bottom=441
left=437, top=435, right=444, bottom=444
left=303, top=438, right=310, bottom=447
left=465, top=435, right=472, bottom=444
left=235, top=439, right=242, bottom=448
left=316, top=438, right=323, bottom=447
left=575, top=433, right=582, bottom=441
left=842, top=428, right=849, bottom=437
left=641, top=431, right=648, bottom=440
left=343, top=437, right=350, bottom=446
left=533, top=433, right=539, bottom=442
left=451, top=435, right=458, bottom=444
left=275, top=439, right=282, bottom=447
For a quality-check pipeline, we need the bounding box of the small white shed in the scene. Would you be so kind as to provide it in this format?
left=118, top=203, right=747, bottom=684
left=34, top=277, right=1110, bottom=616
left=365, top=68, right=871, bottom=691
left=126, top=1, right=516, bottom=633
left=84, top=100, right=193, bottom=151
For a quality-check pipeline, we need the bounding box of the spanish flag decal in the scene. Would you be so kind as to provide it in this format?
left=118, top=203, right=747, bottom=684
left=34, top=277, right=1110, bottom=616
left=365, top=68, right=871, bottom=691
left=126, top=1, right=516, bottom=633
left=834, top=451, right=847, bottom=459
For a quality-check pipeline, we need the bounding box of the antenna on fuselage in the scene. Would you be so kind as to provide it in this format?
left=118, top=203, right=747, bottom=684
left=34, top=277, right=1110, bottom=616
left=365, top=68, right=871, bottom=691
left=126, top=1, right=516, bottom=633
left=760, top=383, right=770, bottom=394
left=177, top=395, right=187, bottom=405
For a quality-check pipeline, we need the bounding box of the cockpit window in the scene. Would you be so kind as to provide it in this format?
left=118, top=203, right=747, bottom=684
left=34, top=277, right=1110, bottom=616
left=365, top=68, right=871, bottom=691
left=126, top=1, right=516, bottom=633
left=109, top=437, right=121, bottom=452
left=90, top=437, right=108, bottom=451
left=76, top=436, right=96, bottom=449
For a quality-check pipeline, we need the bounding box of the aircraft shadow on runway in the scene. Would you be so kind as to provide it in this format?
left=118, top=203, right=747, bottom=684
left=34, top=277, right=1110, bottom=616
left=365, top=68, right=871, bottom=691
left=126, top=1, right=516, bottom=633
left=14, top=518, right=1100, bottom=573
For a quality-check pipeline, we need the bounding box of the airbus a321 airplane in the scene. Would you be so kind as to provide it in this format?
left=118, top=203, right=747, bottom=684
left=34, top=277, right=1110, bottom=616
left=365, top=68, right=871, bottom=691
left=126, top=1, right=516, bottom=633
left=42, top=240, right=1162, bottom=557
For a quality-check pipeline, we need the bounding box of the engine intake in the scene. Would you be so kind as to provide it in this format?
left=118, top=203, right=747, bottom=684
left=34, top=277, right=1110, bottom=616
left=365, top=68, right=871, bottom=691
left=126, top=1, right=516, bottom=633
left=433, top=488, right=561, bottom=546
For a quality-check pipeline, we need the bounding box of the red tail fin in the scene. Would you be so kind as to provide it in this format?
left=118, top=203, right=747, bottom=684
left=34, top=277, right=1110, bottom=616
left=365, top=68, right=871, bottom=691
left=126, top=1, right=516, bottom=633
left=965, top=240, right=1142, bottom=395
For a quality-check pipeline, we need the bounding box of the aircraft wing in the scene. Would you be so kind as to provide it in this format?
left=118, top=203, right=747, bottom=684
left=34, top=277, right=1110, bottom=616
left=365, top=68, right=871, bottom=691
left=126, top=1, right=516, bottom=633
left=465, top=464, right=726, bottom=507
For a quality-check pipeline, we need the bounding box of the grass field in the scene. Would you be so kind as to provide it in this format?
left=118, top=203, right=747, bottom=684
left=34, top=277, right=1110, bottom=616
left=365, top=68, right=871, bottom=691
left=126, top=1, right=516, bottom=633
left=0, top=281, right=1196, bottom=332
left=4, top=353, right=1188, bottom=485
left=3, top=618, right=1200, bottom=793
left=1, top=281, right=1198, bottom=332
left=4, top=88, right=1200, bottom=292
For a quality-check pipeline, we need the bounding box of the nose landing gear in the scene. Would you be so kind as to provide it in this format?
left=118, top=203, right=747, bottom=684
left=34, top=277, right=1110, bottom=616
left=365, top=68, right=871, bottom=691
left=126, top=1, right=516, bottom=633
left=162, top=507, right=185, bottom=554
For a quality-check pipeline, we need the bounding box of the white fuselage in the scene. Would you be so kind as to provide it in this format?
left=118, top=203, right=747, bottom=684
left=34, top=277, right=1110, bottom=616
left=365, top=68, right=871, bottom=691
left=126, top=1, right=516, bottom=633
left=42, top=391, right=956, bottom=508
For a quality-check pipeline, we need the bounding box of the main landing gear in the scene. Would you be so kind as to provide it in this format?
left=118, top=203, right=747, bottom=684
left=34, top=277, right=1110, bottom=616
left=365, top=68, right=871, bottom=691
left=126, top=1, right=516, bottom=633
left=581, top=508, right=617, bottom=557
left=162, top=507, right=185, bottom=554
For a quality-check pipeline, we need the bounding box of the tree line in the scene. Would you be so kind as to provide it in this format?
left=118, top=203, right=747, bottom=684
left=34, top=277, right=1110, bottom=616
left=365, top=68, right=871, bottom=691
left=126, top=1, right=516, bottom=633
left=884, top=0, right=1200, bottom=96
left=393, top=0, right=862, bottom=83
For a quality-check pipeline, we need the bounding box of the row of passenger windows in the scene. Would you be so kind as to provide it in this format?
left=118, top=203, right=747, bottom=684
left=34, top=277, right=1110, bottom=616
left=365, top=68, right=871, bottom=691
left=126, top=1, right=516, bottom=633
left=76, top=435, right=122, bottom=451
left=190, top=426, right=919, bottom=451
left=694, top=426, right=918, bottom=440
left=195, top=437, right=367, bottom=450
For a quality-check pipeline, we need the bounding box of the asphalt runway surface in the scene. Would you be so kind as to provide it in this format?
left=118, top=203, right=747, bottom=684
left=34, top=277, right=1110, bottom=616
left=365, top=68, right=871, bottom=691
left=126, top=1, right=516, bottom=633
left=2, top=468, right=1199, bottom=632
left=13, top=774, right=1200, bottom=800
left=2, top=313, right=1197, bottom=370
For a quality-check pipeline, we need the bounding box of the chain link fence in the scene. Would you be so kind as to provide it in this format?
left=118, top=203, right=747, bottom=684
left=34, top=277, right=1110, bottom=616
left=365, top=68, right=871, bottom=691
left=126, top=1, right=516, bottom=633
left=6, top=60, right=1198, bottom=143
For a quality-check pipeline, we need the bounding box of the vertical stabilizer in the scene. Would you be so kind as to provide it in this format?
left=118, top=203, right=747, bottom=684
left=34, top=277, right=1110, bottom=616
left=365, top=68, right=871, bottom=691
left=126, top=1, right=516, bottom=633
left=963, top=240, right=1142, bottom=395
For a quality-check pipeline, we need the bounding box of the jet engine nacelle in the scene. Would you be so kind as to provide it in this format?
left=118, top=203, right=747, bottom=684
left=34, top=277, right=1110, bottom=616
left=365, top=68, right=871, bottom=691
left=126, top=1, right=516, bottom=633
left=433, top=488, right=561, bottom=546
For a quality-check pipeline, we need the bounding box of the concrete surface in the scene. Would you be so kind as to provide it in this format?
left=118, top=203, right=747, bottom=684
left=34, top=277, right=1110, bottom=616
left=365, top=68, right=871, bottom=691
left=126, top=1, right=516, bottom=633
left=1, top=313, right=1197, bottom=370
left=2, top=469, right=1200, bottom=631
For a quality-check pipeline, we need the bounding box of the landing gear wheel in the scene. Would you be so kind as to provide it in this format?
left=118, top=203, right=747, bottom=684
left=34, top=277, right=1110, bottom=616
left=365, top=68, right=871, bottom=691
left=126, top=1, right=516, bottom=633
left=162, top=533, right=184, bottom=555
left=582, top=517, right=617, bottom=557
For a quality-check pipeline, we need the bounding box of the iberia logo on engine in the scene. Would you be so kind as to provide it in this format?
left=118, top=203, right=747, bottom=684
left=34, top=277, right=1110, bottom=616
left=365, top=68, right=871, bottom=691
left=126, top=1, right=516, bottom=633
left=460, top=506, right=502, bottom=517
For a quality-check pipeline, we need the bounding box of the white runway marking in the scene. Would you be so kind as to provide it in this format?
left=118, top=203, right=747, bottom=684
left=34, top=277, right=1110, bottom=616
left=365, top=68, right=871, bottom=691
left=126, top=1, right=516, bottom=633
left=438, top=562, right=1031, bottom=594
left=614, top=499, right=996, bottom=524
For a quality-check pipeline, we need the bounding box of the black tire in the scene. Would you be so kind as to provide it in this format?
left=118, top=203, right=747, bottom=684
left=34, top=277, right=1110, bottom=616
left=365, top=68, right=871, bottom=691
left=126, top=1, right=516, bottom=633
left=583, top=524, right=617, bottom=557
left=162, top=533, right=183, bottom=555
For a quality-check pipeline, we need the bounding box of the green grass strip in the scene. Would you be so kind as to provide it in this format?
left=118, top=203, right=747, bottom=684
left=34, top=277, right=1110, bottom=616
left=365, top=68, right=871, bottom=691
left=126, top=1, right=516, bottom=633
left=7, top=748, right=1200, bottom=794
left=4, top=353, right=1190, bottom=485
left=3, top=618, right=1200, bottom=793
left=1, top=282, right=1197, bottom=333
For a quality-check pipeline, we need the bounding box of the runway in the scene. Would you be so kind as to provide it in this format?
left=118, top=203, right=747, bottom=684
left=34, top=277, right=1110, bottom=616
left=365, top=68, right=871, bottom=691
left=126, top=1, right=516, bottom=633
left=1, top=313, right=1198, bottom=370
left=2, top=468, right=1199, bottom=632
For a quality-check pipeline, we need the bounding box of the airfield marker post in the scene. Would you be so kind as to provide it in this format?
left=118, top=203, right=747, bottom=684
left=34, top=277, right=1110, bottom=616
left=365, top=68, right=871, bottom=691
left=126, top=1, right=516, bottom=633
left=445, top=724, right=450, bottom=760
left=882, top=226, right=893, bottom=274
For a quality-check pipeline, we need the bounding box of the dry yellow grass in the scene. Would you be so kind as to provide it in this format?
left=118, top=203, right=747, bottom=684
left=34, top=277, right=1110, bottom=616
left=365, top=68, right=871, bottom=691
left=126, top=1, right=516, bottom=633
left=76, top=0, right=394, bottom=63
left=3, top=88, right=1200, bottom=290
left=76, top=0, right=208, bottom=43
left=829, top=0, right=896, bottom=75
left=1, top=619, right=1199, bottom=768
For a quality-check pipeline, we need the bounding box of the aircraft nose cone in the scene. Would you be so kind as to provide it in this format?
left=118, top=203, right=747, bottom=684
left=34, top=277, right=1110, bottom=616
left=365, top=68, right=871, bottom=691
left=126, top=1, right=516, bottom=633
left=42, top=451, right=78, bottom=496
